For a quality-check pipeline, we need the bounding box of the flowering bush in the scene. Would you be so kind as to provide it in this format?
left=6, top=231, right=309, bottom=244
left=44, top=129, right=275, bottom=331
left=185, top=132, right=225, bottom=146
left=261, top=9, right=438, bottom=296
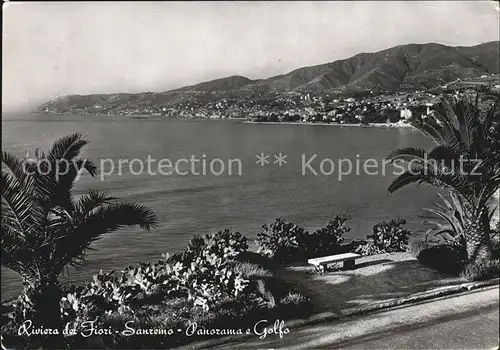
left=256, top=219, right=308, bottom=262
left=368, top=218, right=411, bottom=253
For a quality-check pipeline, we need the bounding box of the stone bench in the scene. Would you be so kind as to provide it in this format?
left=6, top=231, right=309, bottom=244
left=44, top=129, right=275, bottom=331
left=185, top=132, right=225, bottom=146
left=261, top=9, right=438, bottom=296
left=308, top=252, right=361, bottom=272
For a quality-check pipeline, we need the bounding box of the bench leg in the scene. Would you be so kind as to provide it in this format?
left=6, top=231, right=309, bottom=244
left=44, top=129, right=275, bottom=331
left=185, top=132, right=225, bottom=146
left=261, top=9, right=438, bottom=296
left=312, top=264, right=326, bottom=274
left=343, top=259, right=355, bottom=270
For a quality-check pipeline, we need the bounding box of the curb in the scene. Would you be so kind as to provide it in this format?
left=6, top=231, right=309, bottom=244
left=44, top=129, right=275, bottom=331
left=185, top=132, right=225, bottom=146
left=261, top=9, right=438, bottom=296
left=340, top=277, right=500, bottom=317
left=187, top=277, right=499, bottom=349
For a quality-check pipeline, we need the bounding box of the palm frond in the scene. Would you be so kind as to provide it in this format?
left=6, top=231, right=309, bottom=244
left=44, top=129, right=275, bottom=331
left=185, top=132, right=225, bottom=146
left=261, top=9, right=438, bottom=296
left=412, top=120, right=447, bottom=145
left=2, top=134, right=158, bottom=286
left=388, top=172, right=425, bottom=193
left=389, top=91, right=499, bottom=208
left=1, top=151, right=31, bottom=184
left=429, top=104, right=462, bottom=151
left=428, top=145, right=459, bottom=165
left=1, top=171, right=41, bottom=239
left=81, top=202, right=158, bottom=231
left=48, top=133, right=89, bottom=162
left=387, top=147, right=427, bottom=163
left=423, top=191, right=467, bottom=245
left=50, top=158, right=98, bottom=211
left=53, top=201, right=158, bottom=269
left=75, top=189, right=117, bottom=215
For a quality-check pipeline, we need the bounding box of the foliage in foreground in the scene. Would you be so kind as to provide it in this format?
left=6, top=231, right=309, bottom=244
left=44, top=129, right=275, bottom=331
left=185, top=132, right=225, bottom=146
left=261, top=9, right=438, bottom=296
left=2, top=229, right=312, bottom=349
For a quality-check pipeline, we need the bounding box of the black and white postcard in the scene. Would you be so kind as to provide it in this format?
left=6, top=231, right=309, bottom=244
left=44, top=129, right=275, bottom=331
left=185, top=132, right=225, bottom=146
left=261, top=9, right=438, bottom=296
left=2, top=1, right=500, bottom=349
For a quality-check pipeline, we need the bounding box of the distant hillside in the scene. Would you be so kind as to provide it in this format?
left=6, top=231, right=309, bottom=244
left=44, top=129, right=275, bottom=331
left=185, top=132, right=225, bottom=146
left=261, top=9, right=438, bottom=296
left=35, top=41, right=499, bottom=113
left=170, top=41, right=499, bottom=93
left=241, top=41, right=499, bottom=92
left=174, top=75, right=257, bottom=92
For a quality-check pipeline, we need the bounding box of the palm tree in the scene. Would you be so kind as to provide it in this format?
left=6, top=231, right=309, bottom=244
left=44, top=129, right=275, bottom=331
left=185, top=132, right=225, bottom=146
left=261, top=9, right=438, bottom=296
left=1, top=133, right=157, bottom=329
left=387, top=92, right=500, bottom=264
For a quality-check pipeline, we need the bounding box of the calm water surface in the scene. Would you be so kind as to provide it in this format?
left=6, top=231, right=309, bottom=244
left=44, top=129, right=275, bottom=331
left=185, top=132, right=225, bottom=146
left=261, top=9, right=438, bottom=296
left=1, top=114, right=437, bottom=297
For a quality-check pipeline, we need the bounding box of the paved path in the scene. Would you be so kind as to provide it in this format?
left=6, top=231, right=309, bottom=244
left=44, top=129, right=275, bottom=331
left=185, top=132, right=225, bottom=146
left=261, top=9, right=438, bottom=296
left=191, top=286, right=499, bottom=349
left=276, top=253, right=464, bottom=312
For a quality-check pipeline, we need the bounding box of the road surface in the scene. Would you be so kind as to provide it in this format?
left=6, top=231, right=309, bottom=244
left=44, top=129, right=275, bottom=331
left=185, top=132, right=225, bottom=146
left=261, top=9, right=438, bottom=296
left=191, top=286, right=499, bottom=349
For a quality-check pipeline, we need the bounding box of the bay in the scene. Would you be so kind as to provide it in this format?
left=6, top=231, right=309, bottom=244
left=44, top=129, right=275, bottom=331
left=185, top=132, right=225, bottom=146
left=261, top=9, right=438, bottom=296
left=1, top=114, right=437, bottom=298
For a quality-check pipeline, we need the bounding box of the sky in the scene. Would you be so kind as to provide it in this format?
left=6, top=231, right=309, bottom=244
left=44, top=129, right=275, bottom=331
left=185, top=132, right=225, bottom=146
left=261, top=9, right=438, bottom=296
left=2, top=1, right=500, bottom=111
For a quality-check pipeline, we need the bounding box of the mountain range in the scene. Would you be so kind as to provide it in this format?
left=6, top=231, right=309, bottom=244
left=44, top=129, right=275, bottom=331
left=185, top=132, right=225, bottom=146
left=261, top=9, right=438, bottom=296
left=36, top=41, right=499, bottom=112
left=174, top=41, right=499, bottom=92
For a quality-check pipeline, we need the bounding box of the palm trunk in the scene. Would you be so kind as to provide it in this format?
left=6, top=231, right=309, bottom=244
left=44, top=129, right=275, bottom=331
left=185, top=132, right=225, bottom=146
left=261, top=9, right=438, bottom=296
left=20, top=278, right=66, bottom=348
left=29, top=280, right=63, bottom=328
left=464, top=210, right=493, bottom=263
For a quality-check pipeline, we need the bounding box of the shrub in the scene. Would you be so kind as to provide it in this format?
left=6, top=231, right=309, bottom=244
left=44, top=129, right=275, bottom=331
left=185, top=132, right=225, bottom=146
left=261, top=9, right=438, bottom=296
left=353, top=241, right=383, bottom=256
left=201, top=229, right=248, bottom=259
left=58, top=229, right=251, bottom=325
left=368, top=218, right=411, bottom=252
left=184, top=235, right=206, bottom=259
left=307, top=214, right=351, bottom=257
left=407, top=239, right=431, bottom=258
left=279, top=291, right=312, bottom=318
left=416, top=244, right=467, bottom=275
left=59, top=269, right=145, bottom=330
left=234, top=251, right=277, bottom=270
left=233, top=261, right=274, bottom=279
left=256, top=219, right=308, bottom=263
left=255, top=279, right=277, bottom=308
left=151, top=229, right=251, bottom=311
left=461, top=259, right=500, bottom=282
left=173, top=261, right=249, bottom=311
left=280, top=291, right=309, bottom=306
left=181, top=229, right=248, bottom=263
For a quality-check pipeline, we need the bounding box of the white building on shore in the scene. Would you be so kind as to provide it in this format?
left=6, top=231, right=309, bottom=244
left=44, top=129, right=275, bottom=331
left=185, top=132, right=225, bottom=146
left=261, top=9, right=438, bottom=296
left=400, top=108, right=412, bottom=120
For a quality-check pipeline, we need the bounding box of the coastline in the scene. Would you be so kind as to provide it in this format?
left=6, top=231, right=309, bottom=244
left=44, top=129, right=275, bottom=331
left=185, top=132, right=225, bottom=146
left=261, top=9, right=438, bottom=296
left=242, top=121, right=414, bottom=128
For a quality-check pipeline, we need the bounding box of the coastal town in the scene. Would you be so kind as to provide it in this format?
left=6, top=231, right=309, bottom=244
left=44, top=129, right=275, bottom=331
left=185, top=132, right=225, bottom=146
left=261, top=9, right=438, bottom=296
left=38, top=73, right=500, bottom=127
